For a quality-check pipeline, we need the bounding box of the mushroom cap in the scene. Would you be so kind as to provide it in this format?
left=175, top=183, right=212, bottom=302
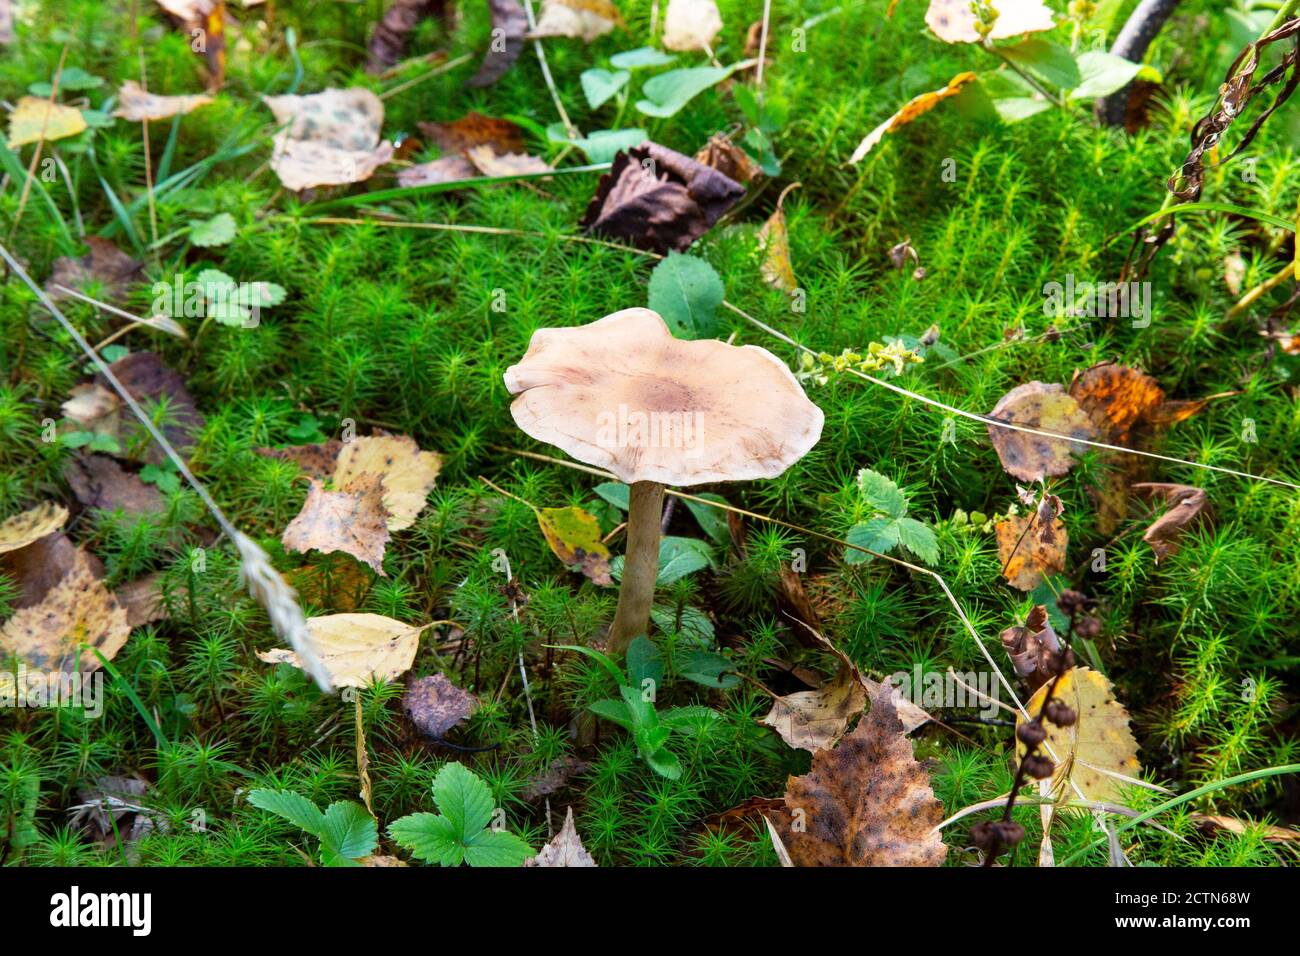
left=504, top=308, right=824, bottom=486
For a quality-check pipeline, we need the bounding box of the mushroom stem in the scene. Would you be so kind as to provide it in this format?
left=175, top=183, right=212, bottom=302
left=608, top=480, right=664, bottom=656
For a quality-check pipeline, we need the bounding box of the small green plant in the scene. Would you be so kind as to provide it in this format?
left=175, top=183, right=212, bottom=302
left=556, top=636, right=718, bottom=780
left=845, top=469, right=939, bottom=566
left=387, top=762, right=532, bottom=867
left=246, top=788, right=377, bottom=866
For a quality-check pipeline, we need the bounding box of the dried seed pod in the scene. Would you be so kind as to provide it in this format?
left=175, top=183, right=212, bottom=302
left=1016, top=720, right=1047, bottom=747
left=1022, top=753, right=1055, bottom=779
left=1044, top=700, right=1078, bottom=727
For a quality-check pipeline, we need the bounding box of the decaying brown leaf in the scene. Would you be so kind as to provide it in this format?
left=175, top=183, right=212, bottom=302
left=65, top=454, right=165, bottom=516
left=999, top=604, right=1063, bottom=692
left=579, top=142, right=744, bottom=254
left=116, top=573, right=169, bottom=629
left=403, top=672, right=478, bottom=738
left=417, top=111, right=526, bottom=155
left=529, top=0, right=623, bottom=42
left=769, top=683, right=947, bottom=866
left=257, top=612, right=431, bottom=687
left=256, top=439, right=344, bottom=480
left=1133, top=482, right=1209, bottom=562
left=366, top=0, right=448, bottom=74
left=0, top=533, right=87, bottom=608
left=113, top=81, right=213, bottom=122
left=848, top=71, right=976, bottom=163
left=0, top=502, right=68, bottom=554
left=525, top=756, right=591, bottom=800
left=995, top=512, right=1066, bottom=591
left=1191, top=814, right=1300, bottom=844
left=987, top=382, right=1097, bottom=483
left=46, top=237, right=143, bottom=305
left=0, top=547, right=130, bottom=673
left=526, top=807, right=597, bottom=866
left=465, top=145, right=551, bottom=178
left=694, top=135, right=760, bottom=185
left=262, top=88, right=393, bottom=191
left=281, top=476, right=391, bottom=575
left=468, top=0, right=528, bottom=88
left=758, top=182, right=799, bottom=293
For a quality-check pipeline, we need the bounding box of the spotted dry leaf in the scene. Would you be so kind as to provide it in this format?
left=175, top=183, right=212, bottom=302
left=280, top=476, right=391, bottom=574
left=995, top=512, right=1067, bottom=591
left=1017, top=667, right=1141, bottom=805
left=526, top=808, right=597, bottom=866
left=848, top=72, right=976, bottom=163
left=770, top=683, right=947, bottom=866
left=403, top=673, right=478, bottom=738
left=0, top=547, right=130, bottom=673
left=113, top=81, right=213, bottom=121
left=332, top=435, right=442, bottom=531
left=987, top=382, right=1097, bottom=483
left=257, top=612, right=431, bottom=687
left=926, top=0, right=1054, bottom=44
left=417, top=111, right=526, bottom=155
left=0, top=502, right=68, bottom=554
left=1133, top=482, right=1209, bottom=562
left=262, top=88, right=393, bottom=191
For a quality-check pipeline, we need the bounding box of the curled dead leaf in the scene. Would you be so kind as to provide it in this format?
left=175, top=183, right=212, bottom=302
left=113, top=81, right=213, bottom=121
left=468, top=0, right=527, bottom=87
left=999, top=605, right=1063, bottom=692
left=1133, top=482, right=1209, bottom=562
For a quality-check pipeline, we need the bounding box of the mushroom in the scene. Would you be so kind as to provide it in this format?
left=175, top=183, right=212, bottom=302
left=504, top=308, right=823, bottom=655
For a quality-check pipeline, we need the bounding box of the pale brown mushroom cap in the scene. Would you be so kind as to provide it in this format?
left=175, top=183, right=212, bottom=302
left=504, top=308, right=824, bottom=486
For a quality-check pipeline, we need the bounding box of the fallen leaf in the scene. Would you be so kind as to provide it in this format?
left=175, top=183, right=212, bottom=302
left=758, top=182, right=799, bottom=293
left=526, top=807, right=597, bottom=866
left=46, top=237, right=143, bottom=305
left=0, top=547, right=130, bottom=673
left=848, top=72, right=976, bottom=163
left=1017, top=667, right=1141, bottom=805
left=763, top=624, right=929, bottom=750
left=770, top=683, right=947, bottom=866
left=524, top=756, right=591, bottom=799
left=986, top=382, right=1098, bottom=483
left=999, top=604, right=1063, bottom=692
left=579, top=141, right=744, bottom=254
left=116, top=573, right=169, bottom=629
left=64, top=454, right=165, bottom=516
left=366, top=0, right=449, bottom=74
left=396, top=155, right=478, bottom=187
left=332, top=434, right=442, bottom=531
left=0, top=533, right=88, bottom=608
left=403, top=673, right=479, bottom=738
left=257, top=612, right=431, bottom=687
left=694, top=134, right=760, bottom=184
left=417, top=111, right=526, bottom=155
left=995, top=513, right=1067, bottom=590
left=113, top=81, right=213, bottom=121
left=61, top=353, right=204, bottom=465
left=256, top=439, right=344, bottom=480
left=280, top=477, right=391, bottom=575
left=529, top=0, right=623, bottom=42
left=262, top=88, right=393, bottom=191
left=287, top=556, right=373, bottom=612
left=662, top=0, right=722, bottom=52
left=0, top=502, right=68, bottom=554
left=468, top=0, right=528, bottom=88
left=1133, top=483, right=1208, bottom=562
left=926, top=0, right=1054, bottom=44
left=7, top=96, right=87, bottom=148
left=536, top=505, right=613, bottom=586
left=465, top=145, right=551, bottom=177
left=1190, top=814, right=1300, bottom=843
left=360, top=854, right=410, bottom=866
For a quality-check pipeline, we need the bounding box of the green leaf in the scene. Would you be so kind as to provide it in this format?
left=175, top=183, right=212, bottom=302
left=189, top=212, right=236, bottom=247
left=610, top=47, right=677, bottom=69
left=1071, top=51, right=1144, bottom=100
left=856, top=468, right=908, bottom=518
left=659, top=705, right=719, bottom=729
left=546, top=124, right=648, bottom=164
left=625, top=635, right=664, bottom=690
left=678, top=649, right=738, bottom=689
left=388, top=812, right=462, bottom=866
left=895, top=517, right=939, bottom=565
left=432, top=761, right=495, bottom=838
left=31, top=67, right=103, bottom=96
left=650, top=603, right=714, bottom=646
left=683, top=492, right=730, bottom=544
left=588, top=696, right=635, bottom=731
left=647, top=252, right=725, bottom=339
left=655, top=536, right=713, bottom=584
left=845, top=517, right=902, bottom=564
left=580, top=68, right=630, bottom=110
left=636, top=66, right=734, bottom=118
left=643, top=745, right=682, bottom=779
left=247, top=788, right=326, bottom=836
left=319, top=801, right=377, bottom=863
left=978, top=71, right=1052, bottom=123
left=593, top=481, right=630, bottom=510
left=464, top=827, right=533, bottom=867
left=236, top=281, right=287, bottom=309
left=1000, top=39, right=1080, bottom=89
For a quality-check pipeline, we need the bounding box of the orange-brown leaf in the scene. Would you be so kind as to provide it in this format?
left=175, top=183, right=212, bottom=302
left=996, top=513, right=1067, bottom=590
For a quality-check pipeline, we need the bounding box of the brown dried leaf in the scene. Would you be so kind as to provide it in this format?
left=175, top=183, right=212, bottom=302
left=1133, top=482, right=1209, bottom=562
left=0, top=502, right=68, bottom=554
left=397, top=154, right=477, bottom=187
left=0, top=534, right=89, bottom=608
left=525, top=808, right=597, bottom=866
left=65, top=454, right=165, bottom=516
left=1190, top=814, right=1300, bottom=843
left=694, top=135, right=760, bottom=184
left=468, top=0, right=527, bottom=88
left=986, top=382, right=1097, bottom=483
left=0, top=547, right=130, bottom=673
left=403, top=672, right=478, bottom=737
left=255, top=439, right=344, bottom=480
left=46, top=237, right=143, bottom=305
left=117, top=573, right=169, bottom=629
left=366, top=0, right=448, bottom=74
left=281, top=477, right=391, bottom=575
left=525, top=756, right=591, bottom=800
left=999, top=604, right=1062, bottom=692
left=579, top=142, right=744, bottom=254
left=770, top=683, right=947, bottom=866
left=758, top=184, right=799, bottom=293
left=417, top=111, right=526, bottom=155
left=995, top=513, right=1067, bottom=591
